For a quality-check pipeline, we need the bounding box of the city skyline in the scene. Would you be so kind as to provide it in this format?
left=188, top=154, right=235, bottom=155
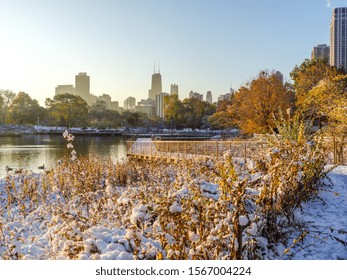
left=0, top=0, right=345, bottom=106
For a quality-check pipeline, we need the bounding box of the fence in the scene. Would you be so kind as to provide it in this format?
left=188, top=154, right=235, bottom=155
left=126, top=138, right=267, bottom=161
left=322, top=137, right=347, bottom=165
left=126, top=137, right=347, bottom=165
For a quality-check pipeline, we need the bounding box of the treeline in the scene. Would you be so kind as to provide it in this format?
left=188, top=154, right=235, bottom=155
left=164, top=95, right=216, bottom=129
left=208, top=58, right=347, bottom=137
left=0, top=91, right=141, bottom=128
left=2, top=58, right=347, bottom=133
left=0, top=91, right=216, bottom=129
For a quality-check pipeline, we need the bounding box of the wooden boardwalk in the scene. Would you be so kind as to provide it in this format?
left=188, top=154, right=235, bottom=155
left=126, top=138, right=267, bottom=162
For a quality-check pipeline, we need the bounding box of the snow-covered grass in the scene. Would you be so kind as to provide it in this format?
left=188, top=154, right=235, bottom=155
left=1, top=156, right=341, bottom=259
left=0, top=123, right=345, bottom=260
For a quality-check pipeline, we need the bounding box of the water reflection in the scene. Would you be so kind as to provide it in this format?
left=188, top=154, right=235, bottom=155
left=0, top=135, right=127, bottom=178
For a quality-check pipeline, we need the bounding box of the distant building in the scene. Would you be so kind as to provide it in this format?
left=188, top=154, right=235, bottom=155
left=98, top=94, right=119, bottom=111
left=330, top=7, right=347, bottom=69
left=218, top=93, right=231, bottom=102
left=89, top=94, right=98, bottom=105
left=75, top=72, right=90, bottom=102
left=55, top=72, right=118, bottom=109
left=170, top=84, right=179, bottom=97
left=206, top=91, right=212, bottom=104
left=148, top=66, right=162, bottom=100
left=124, top=96, right=136, bottom=110
left=156, top=92, right=169, bottom=118
left=274, top=71, right=284, bottom=84
left=189, top=90, right=203, bottom=101
left=311, top=44, right=330, bottom=62
left=110, top=101, right=120, bottom=111
left=55, top=85, right=75, bottom=95
left=98, top=93, right=111, bottom=103
left=135, top=99, right=155, bottom=117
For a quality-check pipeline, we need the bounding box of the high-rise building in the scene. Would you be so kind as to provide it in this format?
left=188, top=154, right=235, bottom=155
left=330, top=7, right=347, bottom=69
left=274, top=71, right=284, bottom=84
left=206, top=91, right=212, bottom=104
left=156, top=92, right=169, bottom=118
left=170, top=84, right=179, bottom=97
left=148, top=68, right=162, bottom=100
left=135, top=99, right=155, bottom=117
left=189, top=90, right=203, bottom=101
left=311, top=44, right=330, bottom=62
left=124, top=96, right=136, bottom=110
left=75, top=72, right=90, bottom=100
left=56, top=72, right=119, bottom=109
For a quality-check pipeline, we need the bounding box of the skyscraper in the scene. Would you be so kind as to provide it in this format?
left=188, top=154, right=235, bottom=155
left=311, top=44, right=330, bottom=62
left=206, top=91, right=212, bottom=104
left=148, top=65, right=162, bottom=100
left=156, top=92, right=169, bottom=118
left=330, top=7, right=347, bottom=69
left=75, top=72, right=90, bottom=100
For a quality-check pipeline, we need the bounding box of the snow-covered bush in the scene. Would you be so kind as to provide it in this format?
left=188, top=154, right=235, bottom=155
left=253, top=116, right=329, bottom=242
left=0, top=157, right=267, bottom=260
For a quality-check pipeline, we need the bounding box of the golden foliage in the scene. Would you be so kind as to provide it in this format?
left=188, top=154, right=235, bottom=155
left=231, top=71, right=294, bottom=134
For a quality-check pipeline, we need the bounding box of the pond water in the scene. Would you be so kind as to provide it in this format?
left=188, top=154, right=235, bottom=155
left=0, top=135, right=127, bottom=178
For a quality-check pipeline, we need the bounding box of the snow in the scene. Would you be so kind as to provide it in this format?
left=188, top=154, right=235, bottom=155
left=169, top=201, right=182, bottom=213
left=283, top=165, right=347, bottom=260
left=173, top=187, right=189, bottom=198
left=130, top=205, right=148, bottom=225
left=0, top=161, right=346, bottom=260
left=247, top=222, right=258, bottom=236
left=188, top=232, right=199, bottom=242
left=239, top=215, right=249, bottom=226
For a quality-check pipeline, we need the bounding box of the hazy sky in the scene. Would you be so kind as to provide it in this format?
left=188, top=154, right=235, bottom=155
left=0, top=0, right=345, bottom=106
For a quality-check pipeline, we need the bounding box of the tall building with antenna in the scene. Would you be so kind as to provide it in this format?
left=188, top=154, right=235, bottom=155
left=148, top=62, right=162, bottom=101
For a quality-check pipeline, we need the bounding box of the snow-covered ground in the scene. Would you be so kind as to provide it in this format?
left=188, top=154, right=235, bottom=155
left=0, top=163, right=346, bottom=260
left=284, top=165, right=347, bottom=259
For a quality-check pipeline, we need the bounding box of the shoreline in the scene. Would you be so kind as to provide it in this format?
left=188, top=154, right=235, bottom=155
left=0, top=125, right=239, bottom=139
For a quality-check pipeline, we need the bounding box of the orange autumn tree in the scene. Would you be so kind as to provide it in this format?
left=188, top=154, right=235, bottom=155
left=232, top=71, right=294, bottom=134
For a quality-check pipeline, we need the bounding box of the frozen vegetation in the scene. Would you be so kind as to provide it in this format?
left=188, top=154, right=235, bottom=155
left=0, top=126, right=346, bottom=260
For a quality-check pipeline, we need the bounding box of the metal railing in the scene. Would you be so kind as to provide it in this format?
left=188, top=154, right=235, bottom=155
left=126, top=137, right=347, bottom=164
left=126, top=138, right=267, bottom=161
